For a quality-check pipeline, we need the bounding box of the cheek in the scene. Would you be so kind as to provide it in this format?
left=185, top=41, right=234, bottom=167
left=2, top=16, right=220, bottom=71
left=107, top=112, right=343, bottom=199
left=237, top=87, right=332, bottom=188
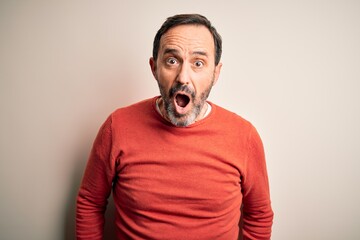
left=158, top=68, right=176, bottom=85
left=194, top=72, right=214, bottom=89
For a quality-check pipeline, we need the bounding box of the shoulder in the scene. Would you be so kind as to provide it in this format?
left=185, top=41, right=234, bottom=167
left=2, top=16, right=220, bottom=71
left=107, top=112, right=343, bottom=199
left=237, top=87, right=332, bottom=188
left=209, top=102, right=264, bottom=144
left=104, top=97, right=158, bottom=130
left=210, top=102, right=254, bottom=130
left=112, top=97, right=154, bottom=116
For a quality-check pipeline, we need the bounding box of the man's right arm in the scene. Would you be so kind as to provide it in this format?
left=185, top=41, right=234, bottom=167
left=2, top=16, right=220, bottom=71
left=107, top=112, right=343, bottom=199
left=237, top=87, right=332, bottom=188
left=76, top=116, right=115, bottom=240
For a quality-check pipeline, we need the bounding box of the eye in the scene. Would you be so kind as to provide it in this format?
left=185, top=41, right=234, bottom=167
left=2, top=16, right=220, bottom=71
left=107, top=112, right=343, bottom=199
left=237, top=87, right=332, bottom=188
left=166, top=57, right=178, bottom=65
left=194, top=60, right=204, bottom=68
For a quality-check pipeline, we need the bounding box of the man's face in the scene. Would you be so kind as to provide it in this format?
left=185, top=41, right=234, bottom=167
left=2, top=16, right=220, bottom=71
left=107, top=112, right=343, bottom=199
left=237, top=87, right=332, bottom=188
left=150, top=24, right=222, bottom=127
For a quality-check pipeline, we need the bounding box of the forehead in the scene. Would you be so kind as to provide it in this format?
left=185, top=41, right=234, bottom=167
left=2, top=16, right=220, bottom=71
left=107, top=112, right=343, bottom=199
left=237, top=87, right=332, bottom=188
left=159, top=24, right=215, bottom=55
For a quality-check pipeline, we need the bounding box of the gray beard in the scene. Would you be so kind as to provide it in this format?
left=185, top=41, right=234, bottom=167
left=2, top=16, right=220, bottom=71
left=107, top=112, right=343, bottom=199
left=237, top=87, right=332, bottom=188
left=157, top=81, right=213, bottom=127
left=165, top=99, right=201, bottom=127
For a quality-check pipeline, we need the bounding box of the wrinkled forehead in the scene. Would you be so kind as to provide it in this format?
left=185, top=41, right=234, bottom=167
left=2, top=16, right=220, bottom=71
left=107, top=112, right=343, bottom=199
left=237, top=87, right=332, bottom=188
left=159, top=25, right=215, bottom=57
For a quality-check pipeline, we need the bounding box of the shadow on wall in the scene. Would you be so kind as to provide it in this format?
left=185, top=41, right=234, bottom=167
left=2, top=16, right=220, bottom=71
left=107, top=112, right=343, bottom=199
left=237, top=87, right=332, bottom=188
left=62, top=46, right=141, bottom=239
left=63, top=146, right=117, bottom=240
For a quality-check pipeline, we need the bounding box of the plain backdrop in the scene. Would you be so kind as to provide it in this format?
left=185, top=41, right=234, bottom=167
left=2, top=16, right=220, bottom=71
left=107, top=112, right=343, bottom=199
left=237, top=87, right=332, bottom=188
left=1, top=1, right=359, bottom=239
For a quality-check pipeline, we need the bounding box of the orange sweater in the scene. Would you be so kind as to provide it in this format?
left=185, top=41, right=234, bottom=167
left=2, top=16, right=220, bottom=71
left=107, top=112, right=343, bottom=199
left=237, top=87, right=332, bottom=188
left=76, top=97, right=273, bottom=239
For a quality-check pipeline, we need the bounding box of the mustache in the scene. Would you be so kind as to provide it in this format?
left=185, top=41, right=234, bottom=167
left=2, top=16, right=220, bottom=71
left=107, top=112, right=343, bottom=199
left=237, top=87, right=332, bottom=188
left=169, top=83, right=196, bottom=98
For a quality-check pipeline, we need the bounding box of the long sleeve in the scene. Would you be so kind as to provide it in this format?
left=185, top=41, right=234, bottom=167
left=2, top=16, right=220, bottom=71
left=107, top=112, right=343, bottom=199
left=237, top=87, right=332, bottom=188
left=241, top=127, right=274, bottom=240
left=76, top=116, right=117, bottom=240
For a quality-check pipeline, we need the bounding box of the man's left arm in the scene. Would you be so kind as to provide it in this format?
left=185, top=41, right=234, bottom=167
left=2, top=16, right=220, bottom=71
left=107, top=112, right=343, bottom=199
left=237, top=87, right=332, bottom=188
left=241, top=126, right=274, bottom=240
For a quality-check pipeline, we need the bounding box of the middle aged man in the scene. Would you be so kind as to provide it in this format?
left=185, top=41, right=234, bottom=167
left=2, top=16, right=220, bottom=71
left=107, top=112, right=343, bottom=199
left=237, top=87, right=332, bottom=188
left=76, top=13, right=274, bottom=240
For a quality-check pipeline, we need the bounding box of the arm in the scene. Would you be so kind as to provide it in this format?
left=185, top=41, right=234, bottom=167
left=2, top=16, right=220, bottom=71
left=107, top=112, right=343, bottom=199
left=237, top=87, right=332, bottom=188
left=76, top=116, right=116, bottom=239
left=241, top=126, right=274, bottom=240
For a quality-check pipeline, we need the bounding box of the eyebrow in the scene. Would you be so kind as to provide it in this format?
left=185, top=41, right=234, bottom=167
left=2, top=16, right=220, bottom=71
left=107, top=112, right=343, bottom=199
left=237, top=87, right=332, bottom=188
left=163, top=48, right=208, bottom=58
left=192, top=50, right=208, bottom=57
left=163, top=48, right=179, bottom=55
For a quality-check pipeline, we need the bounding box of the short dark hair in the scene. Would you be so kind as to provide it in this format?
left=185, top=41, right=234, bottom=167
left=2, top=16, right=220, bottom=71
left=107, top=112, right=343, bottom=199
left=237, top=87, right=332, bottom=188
left=152, top=14, right=222, bottom=66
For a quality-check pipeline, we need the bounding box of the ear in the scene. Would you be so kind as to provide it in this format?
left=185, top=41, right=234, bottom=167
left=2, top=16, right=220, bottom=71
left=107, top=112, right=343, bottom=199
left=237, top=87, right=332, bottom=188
left=212, top=62, right=222, bottom=86
left=149, top=57, right=157, bottom=79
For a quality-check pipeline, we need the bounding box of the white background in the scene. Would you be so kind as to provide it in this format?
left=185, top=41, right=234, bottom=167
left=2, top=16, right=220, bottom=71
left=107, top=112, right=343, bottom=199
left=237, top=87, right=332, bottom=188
left=1, top=1, right=359, bottom=239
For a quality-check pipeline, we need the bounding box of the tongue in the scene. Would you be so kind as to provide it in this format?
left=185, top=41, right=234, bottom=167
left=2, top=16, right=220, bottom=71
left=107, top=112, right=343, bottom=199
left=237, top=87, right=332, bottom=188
left=176, top=94, right=189, bottom=107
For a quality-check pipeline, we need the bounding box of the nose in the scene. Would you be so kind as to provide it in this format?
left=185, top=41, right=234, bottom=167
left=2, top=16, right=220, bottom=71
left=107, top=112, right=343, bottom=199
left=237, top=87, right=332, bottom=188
left=176, top=63, right=190, bottom=85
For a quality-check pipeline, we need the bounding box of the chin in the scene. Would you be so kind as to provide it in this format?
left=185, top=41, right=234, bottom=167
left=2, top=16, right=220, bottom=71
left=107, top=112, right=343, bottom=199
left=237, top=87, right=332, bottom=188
left=170, top=117, right=194, bottom=127
left=167, top=108, right=199, bottom=127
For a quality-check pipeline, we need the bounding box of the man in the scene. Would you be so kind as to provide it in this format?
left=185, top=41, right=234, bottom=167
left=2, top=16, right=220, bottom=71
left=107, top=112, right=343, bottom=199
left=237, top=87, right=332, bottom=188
left=76, top=14, right=273, bottom=239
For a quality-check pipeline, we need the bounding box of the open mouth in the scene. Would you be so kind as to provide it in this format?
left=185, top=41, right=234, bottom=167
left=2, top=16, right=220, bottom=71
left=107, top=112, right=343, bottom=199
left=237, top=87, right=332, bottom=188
left=175, top=93, right=190, bottom=108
